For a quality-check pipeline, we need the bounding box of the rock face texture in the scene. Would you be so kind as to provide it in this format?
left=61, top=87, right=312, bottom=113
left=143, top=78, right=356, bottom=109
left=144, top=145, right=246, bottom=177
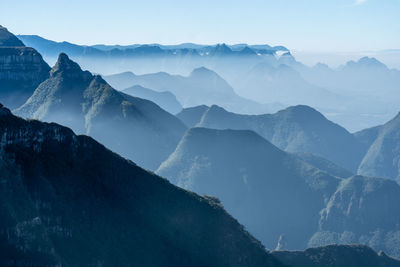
left=0, top=103, right=283, bottom=267
left=15, top=53, right=186, bottom=170
left=0, top=26, right=50, bottom=109
left=123, top=85, right=182, bottom=114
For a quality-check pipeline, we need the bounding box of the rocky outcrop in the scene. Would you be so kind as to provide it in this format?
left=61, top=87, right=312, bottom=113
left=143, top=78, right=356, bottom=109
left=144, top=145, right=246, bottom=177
left=0, top=26, right=50, bottom=108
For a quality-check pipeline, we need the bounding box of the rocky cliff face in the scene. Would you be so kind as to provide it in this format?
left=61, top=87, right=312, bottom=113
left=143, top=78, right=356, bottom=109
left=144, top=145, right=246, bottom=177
left=15, top=53, right=187, bottom=170
left=0, top=26, right=50, bottom=109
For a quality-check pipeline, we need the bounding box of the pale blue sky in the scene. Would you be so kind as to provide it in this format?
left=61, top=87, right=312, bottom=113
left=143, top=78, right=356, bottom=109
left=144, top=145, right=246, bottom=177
left=2, top=0, right=399, bottom=51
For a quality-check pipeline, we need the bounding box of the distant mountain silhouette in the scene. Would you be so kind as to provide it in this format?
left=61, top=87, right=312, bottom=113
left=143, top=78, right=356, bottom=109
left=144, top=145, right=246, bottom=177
left=104, top=68, right=280, bottom=114
left=273, top=245, right=400, bottom=267
left=0, top=26, right=50, bottom=108
left=18, top=35, right=287, bottom=57
left=297, top=56, right=400, bottom=130
left=357, top=112, right=400, bottom=182
left=123, top=85, right=182, bottom=114
left=15, top=53, right=186, bottom=170
left=0, top=103, right=283, bottom=267
left=197, top=105, right=364, bottom=171
left=157, top=127, right=341, bottom=249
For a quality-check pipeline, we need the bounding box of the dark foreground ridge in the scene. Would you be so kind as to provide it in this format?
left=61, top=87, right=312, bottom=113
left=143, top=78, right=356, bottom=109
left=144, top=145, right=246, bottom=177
left=0, top=103, right=282, bottom=266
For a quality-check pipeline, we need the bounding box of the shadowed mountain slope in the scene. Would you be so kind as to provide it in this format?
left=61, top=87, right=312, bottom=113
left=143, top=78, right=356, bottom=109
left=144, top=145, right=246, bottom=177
left=104, top=68, right=280, bottom=114
left=0, top=103, right=283, bottom=267
left=157, top=127, right=341, bottom=250
left=197, top=105, right=364, bottom=171
left=15, top=53, right=186, bottom=170
left=308, top=175, right=400, bottom=258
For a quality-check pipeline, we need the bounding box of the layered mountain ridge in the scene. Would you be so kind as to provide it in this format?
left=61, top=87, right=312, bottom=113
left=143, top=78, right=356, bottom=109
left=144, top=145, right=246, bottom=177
left=194, top=104, right=363, bottom=172
left=15, top=53, right=186, bottom=170
left=0, top=103, right=283, bottom=266
left=157, top=127, right=400, bottom=258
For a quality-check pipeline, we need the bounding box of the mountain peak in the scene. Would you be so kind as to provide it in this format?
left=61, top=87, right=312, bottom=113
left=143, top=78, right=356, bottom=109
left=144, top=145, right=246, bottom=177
left=279, top=105, right=326, bottom=121
left=0, top=25, right=25, bottom=47
left=358, top=56, right=387, bottom=68
left=345, top=56, right=388, bottom=70
left=51, top=53, right=84, bottom=76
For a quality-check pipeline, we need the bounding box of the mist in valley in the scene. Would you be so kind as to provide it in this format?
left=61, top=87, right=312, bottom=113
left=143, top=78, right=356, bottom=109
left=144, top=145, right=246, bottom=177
left=1, top=0, right=400, bottom=265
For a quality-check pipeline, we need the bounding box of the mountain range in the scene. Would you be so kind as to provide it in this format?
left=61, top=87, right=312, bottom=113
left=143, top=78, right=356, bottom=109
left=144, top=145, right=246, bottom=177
left=2, top=101, right=399, bottom=266
left=157, top=127, right=342, bottom=249
left=104, top=68, right=283, bottom=114
left=15, top=53, right=186, bottom=170
left=157, top=127, right=400, bottom=258
left=17, top=35, right=288, bottom=58
left=186, top=104, right=364, bottom=172
left=0, top=103, right=283, bottom=266
left=17, top=33, right=400, bottom=131
left=1, top=25, right=400, bottom=265
left=357, top=111, right=400, bottom=183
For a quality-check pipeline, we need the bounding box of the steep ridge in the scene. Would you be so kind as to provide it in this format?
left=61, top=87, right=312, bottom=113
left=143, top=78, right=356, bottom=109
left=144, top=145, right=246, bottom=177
left=157, top=127, right=341, bottom=250
left=272, top=245, right=400, bottom=267
left=15, top=53, right=186, bottom=170
left=197, top=105, right=364, bottom=171
left=309, top=175, right=400, bottom=258
left=123, top=85, right=182, bottom=114
left=157, top=127, right=400, bottom=258
left=357, top=112, right=400, bottom=182
left=0, top=26, right=50, bottom=109
left=0, top=103, right=283, bottom=266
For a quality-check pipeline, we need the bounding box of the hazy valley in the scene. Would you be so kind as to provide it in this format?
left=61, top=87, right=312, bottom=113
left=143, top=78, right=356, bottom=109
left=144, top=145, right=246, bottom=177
left=1, top=8, right=400, bottom=266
